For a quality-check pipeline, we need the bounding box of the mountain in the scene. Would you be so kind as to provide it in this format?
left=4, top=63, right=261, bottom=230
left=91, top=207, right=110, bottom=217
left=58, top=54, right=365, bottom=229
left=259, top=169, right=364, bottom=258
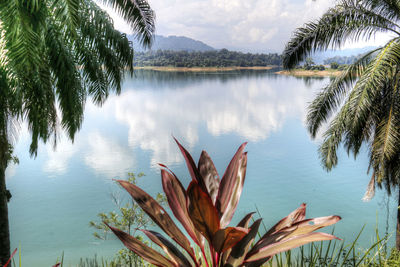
left=312, top=46, right=377, bottom=64
left=130, top=35, right=215, bottom=52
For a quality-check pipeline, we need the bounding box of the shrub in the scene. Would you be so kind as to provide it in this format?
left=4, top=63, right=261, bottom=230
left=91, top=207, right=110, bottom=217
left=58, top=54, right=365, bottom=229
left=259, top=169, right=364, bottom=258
left=330, top=62, right=339, bottom=69
left=107, top=139, right=341, bottom=267
left=90, top=172, right=165, bottom=266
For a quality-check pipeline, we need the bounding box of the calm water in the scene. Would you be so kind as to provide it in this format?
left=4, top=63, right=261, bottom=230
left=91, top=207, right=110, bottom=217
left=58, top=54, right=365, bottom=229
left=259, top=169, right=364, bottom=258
left=7, top=70, right=397, bottom=266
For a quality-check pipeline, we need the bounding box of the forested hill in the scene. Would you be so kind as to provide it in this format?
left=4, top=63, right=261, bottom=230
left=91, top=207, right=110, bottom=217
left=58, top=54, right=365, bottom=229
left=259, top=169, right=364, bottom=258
left=133, top=49, right=282, bottom=67
left=130, top=35, right=215, bottom=52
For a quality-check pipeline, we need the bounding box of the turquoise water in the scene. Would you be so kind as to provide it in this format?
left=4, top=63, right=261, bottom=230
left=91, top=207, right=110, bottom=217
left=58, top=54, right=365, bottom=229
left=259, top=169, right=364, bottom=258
left=7, top=70, right=396, bottom=266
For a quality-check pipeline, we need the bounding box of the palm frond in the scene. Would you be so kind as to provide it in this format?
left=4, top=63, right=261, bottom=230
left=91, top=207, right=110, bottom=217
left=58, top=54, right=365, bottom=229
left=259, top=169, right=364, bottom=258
left=0, top=0, right=149, bottom=156
left=23, top=66, right=57, bottom=155
left=307, top=47, right=381, bottom=138
left=369, top=70, right=400, bottom=183
left=100, top=0, right=155, bottom=48
left=45, top=22, right=85, bottom=141
left=347, top=38, right=400, bottom=136
left=283, top=0, right=400, bottom=69
left=50, top=0, right=82, bottom=38
left=319, top=102, right=351, bottom=170
left=0, top=0, right=47, bottom=72
left=364, top=0, right=400, bottom=23
left=77, top=1, right=134, bottom=104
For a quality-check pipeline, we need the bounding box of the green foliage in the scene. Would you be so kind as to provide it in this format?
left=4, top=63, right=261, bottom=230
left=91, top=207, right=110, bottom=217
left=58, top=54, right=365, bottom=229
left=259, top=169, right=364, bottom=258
left=282, top=0, right=400, bottom=69
left=307, top=65, right=326, bottom=71
left=0, top=1, right=155, bottom=262
left=0, top=0, right=155, bottom=157
left=134, top=49, right=282, bottom=67
left=76, top=255, right=113, bottom=267
left=90, top=172, right=165, bottom=266
left=324, top=55, right=362, bottom=65
left=304, top=57, right=315, bottom=70
left=51, top=242, right=400, bottom=267
left=111, top=248, right=146, bottom=267
left=283, top=0, right=400, bottom=208
left=267, top=225, right=391, bottom=267
left=330, top=62, right=339, bottom=69
left=386, top=248, right=400, bottom=266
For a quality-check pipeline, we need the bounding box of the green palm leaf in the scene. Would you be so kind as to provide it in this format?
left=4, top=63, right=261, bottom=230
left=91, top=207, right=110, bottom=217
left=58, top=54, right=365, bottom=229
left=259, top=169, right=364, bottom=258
left=100, top=0, right=155, bottom=48
left=0, top=0, right=155, bottom=262
left=283, top=0, right=400, bottom=69
left=307, top=47, right=380, bottom=137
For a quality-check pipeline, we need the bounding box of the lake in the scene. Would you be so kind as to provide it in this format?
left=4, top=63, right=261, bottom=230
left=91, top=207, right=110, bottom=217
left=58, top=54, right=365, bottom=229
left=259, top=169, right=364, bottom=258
left=7, top=70, right=397, bottom=266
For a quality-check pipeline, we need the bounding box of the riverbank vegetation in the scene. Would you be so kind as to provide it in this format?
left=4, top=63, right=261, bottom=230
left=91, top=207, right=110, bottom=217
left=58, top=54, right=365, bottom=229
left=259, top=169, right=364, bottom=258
left=276, top=68, right=342, bottom=77
left=132, top=48, right=366, bottom=77
left=134, top=49, right=281, bottom=68
left=6, top=226, right=400, bottom=266
left=135, top=66, right=275, bottom=72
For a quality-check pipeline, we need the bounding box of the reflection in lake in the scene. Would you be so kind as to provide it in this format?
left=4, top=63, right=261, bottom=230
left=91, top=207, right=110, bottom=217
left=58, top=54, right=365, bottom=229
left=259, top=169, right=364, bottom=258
left=7, top=70, right=396, bottom=266
left=94, top=69, right=319, bottom=167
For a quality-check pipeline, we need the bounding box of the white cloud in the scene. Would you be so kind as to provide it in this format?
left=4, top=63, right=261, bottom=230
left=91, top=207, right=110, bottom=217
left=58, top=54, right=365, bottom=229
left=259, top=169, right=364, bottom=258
left=101, top=0, right=392, bottom=52
left=100, top=0, right=335, bottom=52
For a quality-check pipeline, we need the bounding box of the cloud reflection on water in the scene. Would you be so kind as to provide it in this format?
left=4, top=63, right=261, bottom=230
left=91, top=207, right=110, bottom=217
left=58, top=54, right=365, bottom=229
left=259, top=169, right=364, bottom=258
left=84, top=132, right=136, bottom=178
left=43, top=135, right=78, bottom=175
left=84, top=71, right=328, bottom=169
left=35, top=71, right=328, bottom=175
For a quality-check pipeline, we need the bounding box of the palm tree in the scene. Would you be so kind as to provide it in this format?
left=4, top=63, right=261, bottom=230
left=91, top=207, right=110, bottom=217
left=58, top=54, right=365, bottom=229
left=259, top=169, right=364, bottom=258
left=282, top=0, right=400, bottom=250
left=0, top=0, right=154, bottom=264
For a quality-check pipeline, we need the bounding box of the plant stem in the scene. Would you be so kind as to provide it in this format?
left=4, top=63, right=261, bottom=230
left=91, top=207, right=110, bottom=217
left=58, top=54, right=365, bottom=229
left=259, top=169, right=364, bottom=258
left=201, top=246, right=210, bottom=267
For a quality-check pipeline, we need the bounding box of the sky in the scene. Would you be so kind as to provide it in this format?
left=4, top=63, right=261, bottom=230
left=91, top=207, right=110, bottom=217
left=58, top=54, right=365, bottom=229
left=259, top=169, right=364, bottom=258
left=101, top=0, right=393, bottom=53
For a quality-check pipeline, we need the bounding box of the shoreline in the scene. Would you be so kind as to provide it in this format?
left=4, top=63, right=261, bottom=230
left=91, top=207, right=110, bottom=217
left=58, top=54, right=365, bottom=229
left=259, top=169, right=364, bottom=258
left=275, top=69, right=342, bottom=77
left=133, top=66, right=342, bottom=77
left=134, top=66, right=276, bottom=72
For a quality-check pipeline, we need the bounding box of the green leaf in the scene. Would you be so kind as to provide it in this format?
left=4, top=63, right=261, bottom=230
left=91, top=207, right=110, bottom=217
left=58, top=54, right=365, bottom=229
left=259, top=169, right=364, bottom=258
left=100, top=0, right=155, bottom=48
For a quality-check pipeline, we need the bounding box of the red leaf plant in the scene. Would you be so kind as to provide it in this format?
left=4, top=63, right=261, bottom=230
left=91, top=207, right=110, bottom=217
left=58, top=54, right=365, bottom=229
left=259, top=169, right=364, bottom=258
left=107, top=139, right=341, bottom=267
left=3, top=248, right=17, bottom=267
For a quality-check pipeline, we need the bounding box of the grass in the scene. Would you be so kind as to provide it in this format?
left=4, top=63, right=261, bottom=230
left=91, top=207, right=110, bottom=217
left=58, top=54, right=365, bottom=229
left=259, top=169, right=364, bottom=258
left=9, top=220, right=400, bottom=266
left=44, top=231, right=399, bottom=267
left=267, top=227, right=396, bottom=267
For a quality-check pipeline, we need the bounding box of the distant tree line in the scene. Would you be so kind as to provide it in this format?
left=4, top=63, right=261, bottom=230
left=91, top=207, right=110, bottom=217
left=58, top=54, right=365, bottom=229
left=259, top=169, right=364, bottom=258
left=323, top=55, right=362, bottom=65
left=133, top=49, right=282, bottom=67
left=301, top=57, right=326, bottom=70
